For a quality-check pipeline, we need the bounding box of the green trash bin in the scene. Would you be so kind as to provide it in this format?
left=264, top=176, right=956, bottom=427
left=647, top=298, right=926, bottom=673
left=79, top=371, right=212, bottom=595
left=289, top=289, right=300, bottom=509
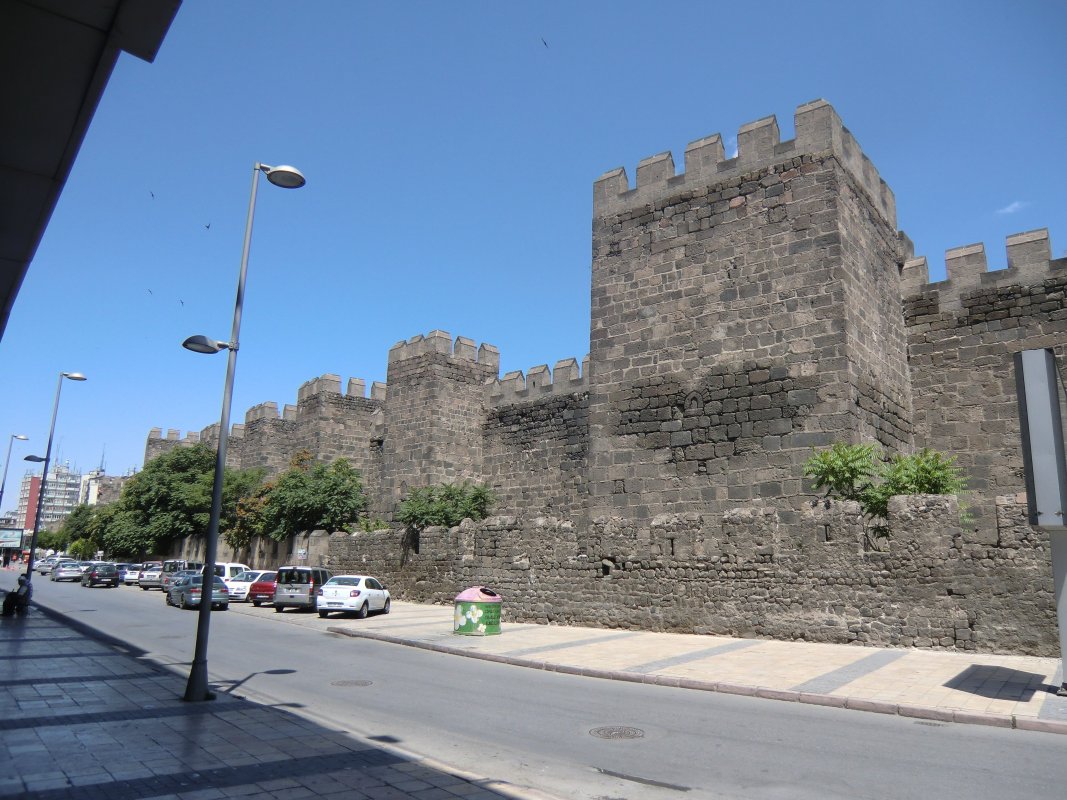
left=454, top=586, right=502, bottom=635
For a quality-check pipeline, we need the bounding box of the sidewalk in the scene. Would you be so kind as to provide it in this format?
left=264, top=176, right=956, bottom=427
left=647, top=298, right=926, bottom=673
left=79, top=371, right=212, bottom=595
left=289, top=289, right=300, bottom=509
left=0, top=596, right=555, bottom=800
left=324, top=602, right=1067, bottom=735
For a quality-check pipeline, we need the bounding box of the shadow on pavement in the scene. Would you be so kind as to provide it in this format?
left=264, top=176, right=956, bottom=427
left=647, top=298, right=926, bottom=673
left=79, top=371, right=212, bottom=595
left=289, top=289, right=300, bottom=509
left=944, top=664, right=1050, bottom=701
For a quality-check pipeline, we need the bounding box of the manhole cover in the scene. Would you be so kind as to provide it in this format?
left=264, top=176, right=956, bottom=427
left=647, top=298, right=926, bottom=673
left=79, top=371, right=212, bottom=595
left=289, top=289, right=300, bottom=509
left=330, top=680, right=373, bottom=687
left=590, top=726, right=644, bottom=740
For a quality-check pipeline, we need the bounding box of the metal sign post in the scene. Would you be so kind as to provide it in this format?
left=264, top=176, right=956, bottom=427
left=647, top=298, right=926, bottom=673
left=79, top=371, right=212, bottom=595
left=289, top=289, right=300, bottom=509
left=1014, top=349, right=1067, bottom=695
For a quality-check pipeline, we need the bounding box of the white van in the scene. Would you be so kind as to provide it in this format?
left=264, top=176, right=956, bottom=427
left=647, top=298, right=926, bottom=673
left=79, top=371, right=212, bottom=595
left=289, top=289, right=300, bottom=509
left=213, top=562, right=251, bottom=584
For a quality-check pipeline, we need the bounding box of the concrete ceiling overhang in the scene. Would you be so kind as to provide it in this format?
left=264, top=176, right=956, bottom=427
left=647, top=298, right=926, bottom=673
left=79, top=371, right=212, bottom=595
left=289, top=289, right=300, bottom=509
left=0, top=0, right=181, bottom=341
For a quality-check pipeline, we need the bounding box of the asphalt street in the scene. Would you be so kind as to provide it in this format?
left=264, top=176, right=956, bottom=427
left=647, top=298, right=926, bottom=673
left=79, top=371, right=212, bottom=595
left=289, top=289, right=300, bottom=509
left=14, top=573, right=1067, bottom=800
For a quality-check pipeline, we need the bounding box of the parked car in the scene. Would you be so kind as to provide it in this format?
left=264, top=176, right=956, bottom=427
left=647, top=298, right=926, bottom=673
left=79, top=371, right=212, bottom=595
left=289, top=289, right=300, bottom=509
left=226, top=570, right=273, bottom=602
left=51, top=561, right=86, bottom=582
left=36, top=556, right=70, bottom=575
left=316, top=575, right=390, bottom=619
left=212, top=562, right=251, bottom=585
left=138, top=563, right=164, bottom=590
left=273, top=566, right=332, bottom=612
left=162, top=569, right=201, bottom=595
left=166, top=575, right=229, bottom=610
left=161, top=559, right=204, bottom=578
left=247, top=572, right=277, bottom=607
left=81, top=563, right=120, bottom=588
left=122, top=564, right=144, bottom=586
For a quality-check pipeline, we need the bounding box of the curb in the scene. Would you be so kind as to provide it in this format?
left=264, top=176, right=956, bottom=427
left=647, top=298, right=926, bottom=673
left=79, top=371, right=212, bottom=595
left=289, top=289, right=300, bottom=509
left=328, top=626, right=1067, bottom=737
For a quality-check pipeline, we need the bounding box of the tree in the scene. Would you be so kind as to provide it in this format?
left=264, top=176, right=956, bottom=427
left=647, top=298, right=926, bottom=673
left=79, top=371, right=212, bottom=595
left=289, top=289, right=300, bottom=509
left=260, top=452, right=368, bottom=540
left=56, top=504, right=98, bottom=548
left=68, top=538, right=96, bottom=560
left=118, top=444, right=216, bottom=552
left=37, top=529, right=68, bottom=553
left=108, top=444, right=264, bottom=556
left=396, top=482, right=494, bottom=530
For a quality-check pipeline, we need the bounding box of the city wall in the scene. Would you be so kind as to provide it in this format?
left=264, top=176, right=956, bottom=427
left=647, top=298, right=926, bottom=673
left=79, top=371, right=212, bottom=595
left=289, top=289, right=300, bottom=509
left=148, top=100, right=1065, bottom=656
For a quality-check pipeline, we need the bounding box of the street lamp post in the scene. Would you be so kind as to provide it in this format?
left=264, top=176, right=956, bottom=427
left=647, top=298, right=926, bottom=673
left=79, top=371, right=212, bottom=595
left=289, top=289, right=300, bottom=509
left=0, top=434, right=28, bottom=514
left=24, top=372, right=86, bottom=580
left=183, top=162, right=305, bottom=702
left=1, top=434, right=27, bottom=566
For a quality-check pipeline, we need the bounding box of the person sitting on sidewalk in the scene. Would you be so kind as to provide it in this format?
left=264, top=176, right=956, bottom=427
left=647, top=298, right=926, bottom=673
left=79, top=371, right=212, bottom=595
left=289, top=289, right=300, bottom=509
left=1, top=574, right=31, bottom=617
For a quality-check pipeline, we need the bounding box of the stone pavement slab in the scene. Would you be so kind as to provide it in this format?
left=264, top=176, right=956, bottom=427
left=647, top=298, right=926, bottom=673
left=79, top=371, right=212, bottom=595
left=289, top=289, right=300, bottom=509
left=324, top=601, right=1067, bottom=734
left=0, top=597, right=557, bottom=800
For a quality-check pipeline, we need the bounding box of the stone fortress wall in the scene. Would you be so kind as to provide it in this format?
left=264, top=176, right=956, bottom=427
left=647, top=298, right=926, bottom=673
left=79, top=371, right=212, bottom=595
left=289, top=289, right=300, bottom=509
left=150, top=100, right=1066, bottom=656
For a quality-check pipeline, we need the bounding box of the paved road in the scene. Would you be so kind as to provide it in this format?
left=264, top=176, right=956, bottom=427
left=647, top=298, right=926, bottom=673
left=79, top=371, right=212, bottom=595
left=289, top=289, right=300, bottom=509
left=20, top=575, right=1067, bottom=800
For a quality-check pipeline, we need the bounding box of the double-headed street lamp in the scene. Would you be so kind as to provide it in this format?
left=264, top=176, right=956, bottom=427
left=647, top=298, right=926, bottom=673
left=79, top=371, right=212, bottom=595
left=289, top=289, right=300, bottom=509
left=182, top=162, right=306, bottom=703
left=24, top=372, right=86, bottom=580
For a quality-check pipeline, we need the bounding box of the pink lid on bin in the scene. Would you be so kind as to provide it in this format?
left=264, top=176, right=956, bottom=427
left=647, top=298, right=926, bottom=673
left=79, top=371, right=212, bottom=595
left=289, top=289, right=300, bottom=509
left=455, top=586, right=501, bottom=603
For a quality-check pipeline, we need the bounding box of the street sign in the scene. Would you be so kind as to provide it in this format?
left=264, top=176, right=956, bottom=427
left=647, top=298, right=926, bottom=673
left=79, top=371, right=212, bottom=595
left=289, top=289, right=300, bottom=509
left=0, top=528, right=22, bottom=548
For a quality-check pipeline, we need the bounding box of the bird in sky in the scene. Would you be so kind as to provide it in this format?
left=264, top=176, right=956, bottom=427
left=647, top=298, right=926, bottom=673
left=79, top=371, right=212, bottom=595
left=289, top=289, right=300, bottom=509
left=149, top=191, right=155, bottom=199
left=147, top=288, right=153, bottom=296
left=205, top=223, right=211, bottom=230
left=542, top=37, right=548, bottom=48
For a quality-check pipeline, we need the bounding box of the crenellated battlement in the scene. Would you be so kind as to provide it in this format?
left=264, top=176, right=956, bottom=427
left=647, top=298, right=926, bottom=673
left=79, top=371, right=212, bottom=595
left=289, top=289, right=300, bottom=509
left=593, top=99, right=895, bottom=226
left=147, top=428, right=201, bottom=445
left=245, top=401, right=280, bottom=424
left=387, top=330, right=501, bottom=372
left=901, top=228, right=1063, bottom=308
left=297, top=374, right=342, bottom=403
left=487, top=356, right=590, bottom=406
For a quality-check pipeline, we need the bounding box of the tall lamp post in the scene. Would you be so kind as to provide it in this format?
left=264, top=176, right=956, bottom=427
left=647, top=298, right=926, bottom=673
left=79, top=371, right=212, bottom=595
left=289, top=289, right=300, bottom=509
left=24, top=372, right=86, bottom=580
left=1, top=434, right=27, bottom=566
left=0, top=434, right=28, bottom=513
left=182, top=162, right=305, bottom=702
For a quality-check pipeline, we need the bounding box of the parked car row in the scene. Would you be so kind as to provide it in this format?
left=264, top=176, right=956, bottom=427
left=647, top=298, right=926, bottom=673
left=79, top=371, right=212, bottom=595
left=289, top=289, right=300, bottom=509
left=38, top=556, right=392, bottom=618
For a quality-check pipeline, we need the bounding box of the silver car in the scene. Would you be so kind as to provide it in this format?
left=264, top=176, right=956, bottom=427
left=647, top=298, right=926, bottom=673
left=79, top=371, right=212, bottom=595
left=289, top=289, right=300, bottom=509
left=166, top=575, right=229, bottom=610
left=138, top=563, right=163, bottom=590
left=50, top=561, right=86, bottom=582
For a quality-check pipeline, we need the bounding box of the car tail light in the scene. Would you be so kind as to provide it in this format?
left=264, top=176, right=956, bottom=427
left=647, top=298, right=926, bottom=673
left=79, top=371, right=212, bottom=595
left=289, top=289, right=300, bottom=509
left=349, top=589, right=361, bottom=598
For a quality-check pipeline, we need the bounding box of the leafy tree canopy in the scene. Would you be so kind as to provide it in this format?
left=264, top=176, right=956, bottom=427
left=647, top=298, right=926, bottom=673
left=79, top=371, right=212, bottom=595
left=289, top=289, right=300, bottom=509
left=260, top=451, right=367, bottom=540
left=396, top=482, right=494, bottom=530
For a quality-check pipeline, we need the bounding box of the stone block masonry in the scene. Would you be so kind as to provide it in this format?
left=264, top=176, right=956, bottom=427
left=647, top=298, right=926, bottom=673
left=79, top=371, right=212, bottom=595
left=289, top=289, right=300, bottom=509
left=147, top=100, right=1064, bottom=656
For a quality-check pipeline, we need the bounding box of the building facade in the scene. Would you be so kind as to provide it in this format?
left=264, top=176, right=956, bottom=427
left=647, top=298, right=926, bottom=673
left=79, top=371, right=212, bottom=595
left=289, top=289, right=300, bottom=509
left=17, top=463, right=82, bottom=530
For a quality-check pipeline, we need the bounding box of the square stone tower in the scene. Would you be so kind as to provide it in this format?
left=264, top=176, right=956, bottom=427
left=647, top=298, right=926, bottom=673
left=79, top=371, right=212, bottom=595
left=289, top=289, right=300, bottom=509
left=379, top=331, right=500, bottom=513
left=588, top=100, right=913, bottom=521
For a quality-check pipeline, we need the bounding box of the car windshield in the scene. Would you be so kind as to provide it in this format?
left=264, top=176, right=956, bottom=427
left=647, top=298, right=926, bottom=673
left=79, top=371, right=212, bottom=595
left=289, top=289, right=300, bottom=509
left=327, top=577, right=363, bottom=587
left=276, top=569, right=309, bottom=583
left=233, top=571, right=258, bottom=581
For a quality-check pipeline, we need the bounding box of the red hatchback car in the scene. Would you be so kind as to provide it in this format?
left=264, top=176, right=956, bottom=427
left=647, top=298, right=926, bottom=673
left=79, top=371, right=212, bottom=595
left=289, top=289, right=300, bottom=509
left=248, top=571, right=277, bottom=607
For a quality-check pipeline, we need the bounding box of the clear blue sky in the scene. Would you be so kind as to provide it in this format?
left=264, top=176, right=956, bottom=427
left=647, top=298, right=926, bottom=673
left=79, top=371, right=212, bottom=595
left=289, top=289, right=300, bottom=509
left=1, top=0, right=1064, bottom=513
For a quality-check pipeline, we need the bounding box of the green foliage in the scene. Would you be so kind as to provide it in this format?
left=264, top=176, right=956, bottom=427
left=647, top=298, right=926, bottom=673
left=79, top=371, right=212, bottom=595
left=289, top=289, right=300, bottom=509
left=356, top=517, right=389, bottom=533
left=86, top=444, right=265, bottom=557
left=860, top=448, right=968, bottom=520
left=259, top=452, right=367, bottom=540
left=804, top=443, right=967, bottom=526
left=37, top=529, right=68, bottom=553
left=57, top=504, right=98, bottom=546
left=68, top=538, right=96, bottom=560
left=118, top=444, right=217, bottom=550
left=396, top=482, right=494, bottom=530
left=803, top=442, right=876, bottom=504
